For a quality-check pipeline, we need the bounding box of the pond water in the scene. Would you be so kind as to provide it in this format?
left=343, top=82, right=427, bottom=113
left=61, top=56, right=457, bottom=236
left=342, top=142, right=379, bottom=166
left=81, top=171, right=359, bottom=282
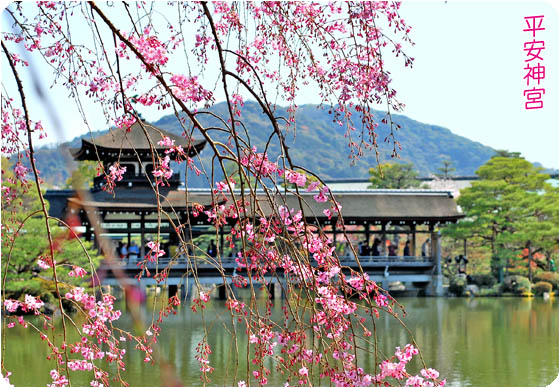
left=3, top=295, right=558, bottom=387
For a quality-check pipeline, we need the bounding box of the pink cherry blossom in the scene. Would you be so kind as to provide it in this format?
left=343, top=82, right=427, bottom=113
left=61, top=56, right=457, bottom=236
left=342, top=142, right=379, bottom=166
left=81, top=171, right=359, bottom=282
left=146, top=241, right=165, bottom=261
left=199, top=291, right=210, bottom=303
left=3, top=299, right=20, bottom=313
left=421, top=368, right=440, bottom=380
left=170, top=74, right=213, bottom=104
left=68, top=266, right=87, bottom=278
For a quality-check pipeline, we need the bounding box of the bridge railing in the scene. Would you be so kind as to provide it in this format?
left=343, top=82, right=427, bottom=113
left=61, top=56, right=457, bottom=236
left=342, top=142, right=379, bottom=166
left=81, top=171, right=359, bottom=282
left=101, top=255, right=433, bottom=270
left=339, top=255, right=433, bottom=263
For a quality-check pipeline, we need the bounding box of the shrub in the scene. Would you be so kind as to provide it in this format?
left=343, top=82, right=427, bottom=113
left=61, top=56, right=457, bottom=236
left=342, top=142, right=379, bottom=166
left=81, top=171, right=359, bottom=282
left=449, top=275, right=467, bottom=296
left=469, top=273, right=496, bottom=288
left=533, top=281, right=553, bottom=296
left=478, top=284, right=501, bottom=297
left=533, top=272, right=559, bottom=290
left=503, top=275, right=532, bottom=295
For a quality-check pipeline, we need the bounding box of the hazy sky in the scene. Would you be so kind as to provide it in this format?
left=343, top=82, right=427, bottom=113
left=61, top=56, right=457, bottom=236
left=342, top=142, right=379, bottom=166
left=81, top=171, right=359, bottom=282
left=2, top=1, right=559, bottom=169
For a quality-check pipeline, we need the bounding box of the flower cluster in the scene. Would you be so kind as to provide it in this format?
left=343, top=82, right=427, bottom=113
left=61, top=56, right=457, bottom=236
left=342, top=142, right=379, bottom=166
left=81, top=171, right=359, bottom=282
left=48, top=369, right=69, bottom=387
left=68, top=265, right=87, bottom=278
left=103, top=163, right=127, bottom=193
left=145, top=241, right=165, bottom=261
left=170, top=74, right=213, bottom=104
left=4, top=295, right=44, bottom=314
left=121, top=30, right=169, bottom=72
left=152, top=156, right=173, bottom=185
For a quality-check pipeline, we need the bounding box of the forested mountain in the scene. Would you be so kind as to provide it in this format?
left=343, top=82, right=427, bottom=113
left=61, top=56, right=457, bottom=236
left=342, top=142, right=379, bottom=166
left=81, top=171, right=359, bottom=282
left=32, top=101, right=498, bottom=187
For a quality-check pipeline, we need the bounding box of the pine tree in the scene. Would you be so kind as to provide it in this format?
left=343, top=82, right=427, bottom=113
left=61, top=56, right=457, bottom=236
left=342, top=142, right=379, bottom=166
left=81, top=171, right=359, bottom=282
left=368, top=162, right=422, bottom=189
left=443, top=153, right=558, bottom=281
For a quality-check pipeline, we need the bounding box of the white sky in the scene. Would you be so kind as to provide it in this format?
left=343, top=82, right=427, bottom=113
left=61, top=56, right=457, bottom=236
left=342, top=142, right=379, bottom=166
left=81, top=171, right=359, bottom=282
left=388, top=1, right=559, bottom=169
left=1, top=1, right=559, bottom=169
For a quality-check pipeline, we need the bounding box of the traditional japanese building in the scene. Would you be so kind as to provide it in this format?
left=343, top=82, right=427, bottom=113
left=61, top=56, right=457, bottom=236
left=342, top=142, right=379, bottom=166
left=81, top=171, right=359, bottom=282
left=47, top=120, right=207, bottom=258
left=45, top=120, right=464, bottom=296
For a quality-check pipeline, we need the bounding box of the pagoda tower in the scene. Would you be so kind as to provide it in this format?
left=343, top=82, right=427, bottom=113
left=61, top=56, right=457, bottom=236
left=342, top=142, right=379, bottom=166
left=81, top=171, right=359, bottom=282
left=49, top=120, right=209, bottom=258
left=70, top=120, right=206, bottom=191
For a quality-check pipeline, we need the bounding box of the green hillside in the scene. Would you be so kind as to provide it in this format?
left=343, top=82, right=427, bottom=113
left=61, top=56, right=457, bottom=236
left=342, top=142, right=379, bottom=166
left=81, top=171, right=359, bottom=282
left=31, top=101, right=497, bottom=187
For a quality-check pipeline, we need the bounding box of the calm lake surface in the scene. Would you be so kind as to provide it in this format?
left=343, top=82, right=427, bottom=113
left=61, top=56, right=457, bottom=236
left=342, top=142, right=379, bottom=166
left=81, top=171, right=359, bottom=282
left=3, top=295, right=558, bottom=387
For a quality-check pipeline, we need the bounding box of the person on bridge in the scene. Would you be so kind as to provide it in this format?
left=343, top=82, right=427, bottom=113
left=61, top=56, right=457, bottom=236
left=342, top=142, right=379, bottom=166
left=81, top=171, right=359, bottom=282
left=403, top=240, right=411, bottom=257
left=359, top=240, right=370, bottom=256
left=371, top=238, right=382, bottom=256
left=119, top=242, right=128, bottom=260
left=388, top=242, right=397, bottom=257
left=128, top=241, right=140, bottom=261
left=421, top=238, right=431, bottom=257
left=207, top=240, right=217, bottom=258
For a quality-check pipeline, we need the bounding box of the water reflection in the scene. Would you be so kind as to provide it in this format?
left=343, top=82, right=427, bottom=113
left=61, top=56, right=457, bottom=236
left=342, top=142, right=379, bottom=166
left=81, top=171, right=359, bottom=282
left=3, top=296, right=558, bottom=386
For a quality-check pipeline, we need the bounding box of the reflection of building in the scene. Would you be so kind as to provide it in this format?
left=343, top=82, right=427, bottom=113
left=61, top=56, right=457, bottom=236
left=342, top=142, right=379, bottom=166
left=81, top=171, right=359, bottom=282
left=45, top=121, right=465, bottom=296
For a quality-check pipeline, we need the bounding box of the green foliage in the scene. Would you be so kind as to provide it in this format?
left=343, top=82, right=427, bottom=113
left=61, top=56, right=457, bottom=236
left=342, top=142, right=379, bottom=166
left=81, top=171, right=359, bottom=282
left=3, top=217, right=101, bottom=300
left=469, top=273, right=496, bottom=288
left=533, top=271, right=559, bottom=290
left=442, top=153, right=559, bottom=280
left=449, top=275, right=467, bottom=296
left=494, top=149, right=522, bottom=158
left=436, top=160, right=456, bottom=179
left=502, top=275, right=532, bottom=295
left=368, top=162, right=422, bottom=189
left=533, top=281, right=553, bottom=296
left=65, top=160, right=98, bottom=189
left=477, top=285, right=502, bottom=297
left=2, top=157, right=101, bottom=300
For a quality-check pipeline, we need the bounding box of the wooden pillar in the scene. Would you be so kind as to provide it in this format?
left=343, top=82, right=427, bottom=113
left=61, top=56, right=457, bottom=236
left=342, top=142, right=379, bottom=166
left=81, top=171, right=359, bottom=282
left=181, top=282, right=192, bottom=302
left=411, top=224, right=417, bottom=257
left=365, top=222, right=370, bottom=255
left=268, top=283, right=275, bottom=299
left=430, top=228, right=442, bottom=275
left=140, top=212, right=145, bottom=258
left=168, top=284, right=178, bottom=299
left=127, top=221, right=131, bottom=246
left=427, top=229, right=444, bottom=296
left=218, top=284, right=226, bottom=300
left=180, top=283, right=186, bottom=300
left=429, top=224, right=435, bottom=258
left=381, top=223, right=387, bottom=256
left=85, top=223, right=92, bottom=243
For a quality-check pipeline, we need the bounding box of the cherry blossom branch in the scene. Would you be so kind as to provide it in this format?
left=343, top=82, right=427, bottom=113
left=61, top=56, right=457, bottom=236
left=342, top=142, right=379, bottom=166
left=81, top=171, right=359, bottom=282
left=2, top=39, right=72, bottom=381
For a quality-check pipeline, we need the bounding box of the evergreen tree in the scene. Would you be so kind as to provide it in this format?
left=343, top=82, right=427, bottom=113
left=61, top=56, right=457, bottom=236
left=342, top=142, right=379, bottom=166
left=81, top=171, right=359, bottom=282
left=443, top=153, right=558, bottom=281
left=64, top=160, right=98, bottom=189
left=1, top=157, right=101, bottom=300
left=368, top=162, right=422, bottom=189
left=436, top=160, right=456, bottom=179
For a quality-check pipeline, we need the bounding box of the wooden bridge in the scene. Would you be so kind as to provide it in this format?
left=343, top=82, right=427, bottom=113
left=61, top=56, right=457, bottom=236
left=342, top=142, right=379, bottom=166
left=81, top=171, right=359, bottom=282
left=97, top=253, right=441, bottom=298
left=45, top=122, right=463, bottom=299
